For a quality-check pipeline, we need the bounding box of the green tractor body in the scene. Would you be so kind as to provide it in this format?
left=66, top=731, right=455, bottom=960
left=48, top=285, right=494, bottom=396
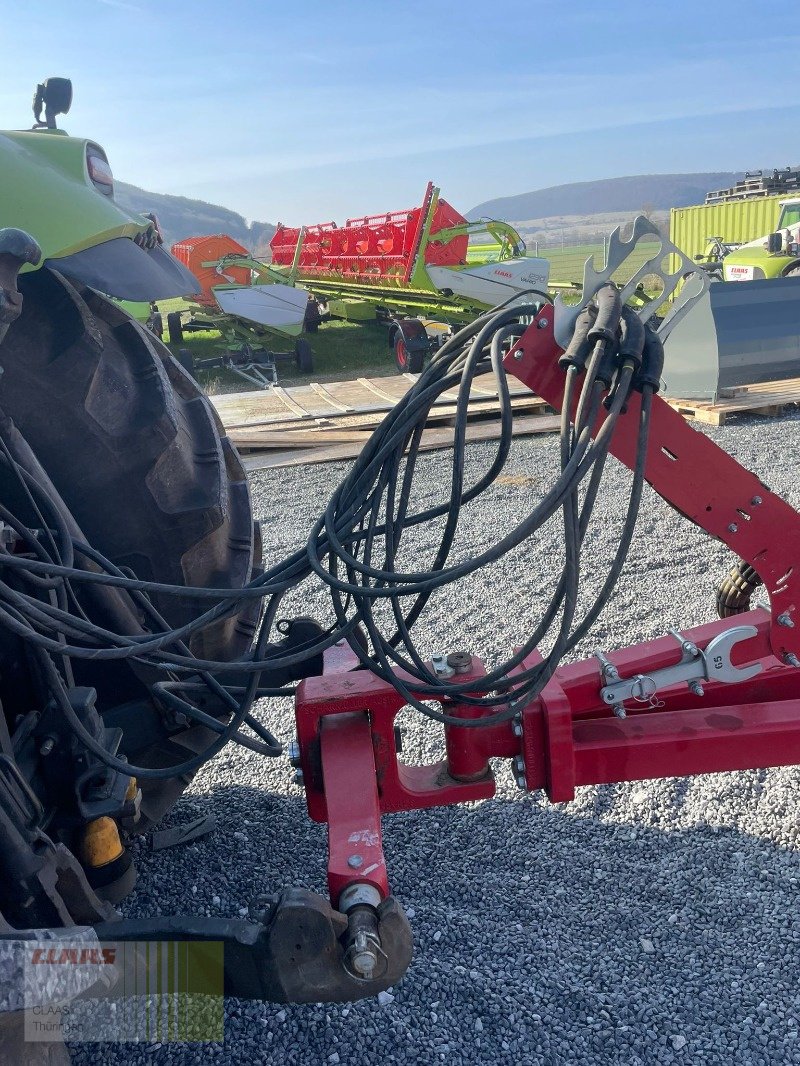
left=721, top=198, right=800, bottom=281
left=0, top=79, right=197, bottom=301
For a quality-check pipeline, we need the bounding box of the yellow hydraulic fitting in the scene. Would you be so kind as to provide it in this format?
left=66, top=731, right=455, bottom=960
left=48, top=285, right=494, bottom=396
left=120, top=775, right=142, bottom=831
left=79, top=816, right=124, bottom=868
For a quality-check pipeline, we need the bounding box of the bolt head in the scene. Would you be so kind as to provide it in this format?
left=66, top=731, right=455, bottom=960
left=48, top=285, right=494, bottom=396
left=351, top=950, right=377, bottom=979
left=511, top=719, right=523, bottom=737
left=727, top=523, right=738, bottom=533
left=751, top=496, right=763, bottom=506
left=778, top=613, right=795, bottom=628
left=431, top=653, right=454, bottom=678
left=512, top=755, right=526, bottom=789
left=447, top=651, right=473, bottom=674
left=292, top=769, right=305, bottom=787
left=537, top=318, right=549, bottom=329
left=347, top=854, right=363, bottom=869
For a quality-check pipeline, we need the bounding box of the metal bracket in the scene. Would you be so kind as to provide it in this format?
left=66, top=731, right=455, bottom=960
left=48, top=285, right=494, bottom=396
left=599, top=624, right=762, bottom=710
left=552, top=214, right=709, bottom=348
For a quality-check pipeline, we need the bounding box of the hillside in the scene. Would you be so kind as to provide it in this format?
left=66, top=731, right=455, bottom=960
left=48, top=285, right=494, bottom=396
left=114, top=182, right=276, bottom=255
left=467, top=172, right=741, bottom=223
left=114, top=170, right=745, bottom=260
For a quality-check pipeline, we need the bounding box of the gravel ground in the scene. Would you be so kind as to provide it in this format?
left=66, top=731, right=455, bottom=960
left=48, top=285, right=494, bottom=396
left=71, top=410, right=800, bottom=1065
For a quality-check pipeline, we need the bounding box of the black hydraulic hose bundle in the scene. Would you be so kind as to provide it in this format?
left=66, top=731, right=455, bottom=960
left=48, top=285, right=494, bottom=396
left=0, top=286, right=656, bottom=775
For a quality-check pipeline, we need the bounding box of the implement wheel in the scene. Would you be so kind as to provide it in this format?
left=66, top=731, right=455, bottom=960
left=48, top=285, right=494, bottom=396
left=167, top=309, right=184, bottom=344
left=393, top=333, right=424, bottom=374
left=294, top=337, right=313, bottom=373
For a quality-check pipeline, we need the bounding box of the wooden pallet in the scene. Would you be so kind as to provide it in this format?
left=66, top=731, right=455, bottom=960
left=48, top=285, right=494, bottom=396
left=239, top=414, right=561, bottom=472
left=210, top=373, right=559, bottom=470
left=666, top=376, right=800, bottom=426
left=211, top=373, right=547, bottom=431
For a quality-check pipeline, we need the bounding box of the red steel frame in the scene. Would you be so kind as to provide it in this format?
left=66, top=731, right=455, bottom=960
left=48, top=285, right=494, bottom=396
left=295, top=305, right=800, bottom=907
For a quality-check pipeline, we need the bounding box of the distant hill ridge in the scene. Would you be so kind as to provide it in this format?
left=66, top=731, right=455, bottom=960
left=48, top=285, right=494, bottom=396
left=467, top=172, right=743, bottom=223
left=114, top=181, right=276, bottom=255
left=114, top=171, right=749, bottom=256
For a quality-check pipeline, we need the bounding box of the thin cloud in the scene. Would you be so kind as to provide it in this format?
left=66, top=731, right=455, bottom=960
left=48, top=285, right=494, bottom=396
left=96, top=0, right=145, bottom=12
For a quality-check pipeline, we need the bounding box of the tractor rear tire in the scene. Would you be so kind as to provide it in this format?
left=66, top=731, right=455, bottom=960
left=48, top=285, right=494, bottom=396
left=3, top=269, right=258, bottom=658
left=1, top=269, right=260, bottom=825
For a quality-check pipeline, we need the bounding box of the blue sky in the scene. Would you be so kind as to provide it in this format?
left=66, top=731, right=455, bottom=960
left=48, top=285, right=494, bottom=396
left=2, top=1, right=798, bottom=224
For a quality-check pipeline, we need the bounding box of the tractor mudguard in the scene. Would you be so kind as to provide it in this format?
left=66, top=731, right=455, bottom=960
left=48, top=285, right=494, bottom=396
left=49, top=237, right=197, bottom=302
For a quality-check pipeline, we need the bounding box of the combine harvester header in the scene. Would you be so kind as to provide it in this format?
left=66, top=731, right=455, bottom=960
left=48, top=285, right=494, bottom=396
left=269, top=181, right=551, bottom=318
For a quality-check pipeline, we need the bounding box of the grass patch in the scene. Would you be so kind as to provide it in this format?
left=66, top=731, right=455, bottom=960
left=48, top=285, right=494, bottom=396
left=154, top=298, right=396, bottom=392
left=539, top=242, right=657, bottom=286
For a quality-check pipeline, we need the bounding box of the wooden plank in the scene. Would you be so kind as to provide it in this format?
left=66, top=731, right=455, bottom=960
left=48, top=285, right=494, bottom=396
left=667, top=393, right=800, bottom=426
left=307, top=381, right=355, bottom=413
left=220, top=398, right=392, bottom=430
left=216, top=386, right=545, bottom=432
left=269, top=385, right=315, bottom=419
left=227, top=396, right=549, bottom=443
left=242, top=414, right=561, bottom=472
left=212, top=373, right=537, bottom=427
left=719, top=376, right=800, bottom=398
left=228, top=428, right=372, bottom=450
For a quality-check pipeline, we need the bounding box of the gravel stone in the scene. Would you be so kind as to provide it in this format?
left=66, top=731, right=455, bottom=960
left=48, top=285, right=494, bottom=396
left=70, top=413, right=800, bottom=1065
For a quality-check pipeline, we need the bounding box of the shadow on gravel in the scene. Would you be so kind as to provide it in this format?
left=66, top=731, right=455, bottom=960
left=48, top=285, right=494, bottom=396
left=66, top=769, right=800, bottom=1066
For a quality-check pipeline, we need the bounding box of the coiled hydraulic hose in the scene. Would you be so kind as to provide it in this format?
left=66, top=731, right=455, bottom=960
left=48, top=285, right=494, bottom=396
left=0, top=285, right=656, bottom=773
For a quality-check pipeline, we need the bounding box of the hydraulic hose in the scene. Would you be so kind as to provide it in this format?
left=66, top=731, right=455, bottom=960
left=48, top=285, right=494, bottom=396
left=0, top=285, right=655, bottom=772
